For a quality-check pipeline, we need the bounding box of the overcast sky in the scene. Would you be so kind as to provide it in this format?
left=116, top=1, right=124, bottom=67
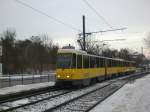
left=0, top=0, right=150, bottom=56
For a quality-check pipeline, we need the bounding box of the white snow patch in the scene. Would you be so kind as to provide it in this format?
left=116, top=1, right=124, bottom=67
left=91, top=74, right=150, bottom=112
left=0, top=82, right=55, bottom=95
left=12, top=99, right=29, bottom=107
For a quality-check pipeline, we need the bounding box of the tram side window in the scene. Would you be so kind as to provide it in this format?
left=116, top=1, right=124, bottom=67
left=112, top=60, right=114, bottom=67
left=130, top=63, right=132, bottom=67
left=122, top=61, right=124, bottom=67
left=96, top=57, right=100, bottom=67
left=121, top=61, right=123, bottom=67
left=119, top=61, right=121, bottom=67
left=134, top=63, right=136, bottom=67
left=124, top=62, right=126, bottom=67
left=90, top=57, right=95, bottom=68
left=125, top=62, right=127, bottom=67
left=115, top=61, right=118, bottom=67
left=105, top=59, right=108, bottom=67
left=118, top=61, right=121, bottom=67
left=111, top=60, right=114, bottom=67
left=72, top=54, right=76, bottom=68
left=123, top=62, right=125, bottom=67
left=122, top=62, right=124, bottom=67
left=83, top=55, right=89, bottom=68
left=115, top=60, right=117, bottom=67
left=132, top=63, right=134, bottom=67
left=107, top=59, right=110, bottom=67
left=128, top=62, right=130, bottom=67
left=108, top=59, right=112, bottom=67
left=99, top=58, right=104, bottom=67
left=77, top=55, right=82, bottom=68
left=112, top=60, right=116, bottom=67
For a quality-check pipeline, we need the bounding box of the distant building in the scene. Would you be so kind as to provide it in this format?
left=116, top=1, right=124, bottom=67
left=62, top=44, right=75, bottom=49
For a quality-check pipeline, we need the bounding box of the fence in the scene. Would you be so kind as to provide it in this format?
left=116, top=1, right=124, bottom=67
left=0, top=72, right=55, bottom=88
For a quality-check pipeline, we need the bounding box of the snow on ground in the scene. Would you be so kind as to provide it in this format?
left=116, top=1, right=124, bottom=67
left=91, top=74, right=150, bottom=112
left=0, top=81, right=55, bottom=95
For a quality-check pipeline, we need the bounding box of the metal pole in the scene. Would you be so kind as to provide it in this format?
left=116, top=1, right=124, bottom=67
left=21, top=73, right=23, bottom=85
left=9, top=74, right=11, bottom=87
left=40, top=72, right=41, bottom=82
left=83, top=15, right=86, bottom=51
left=48, top=73, right=50, bottom=82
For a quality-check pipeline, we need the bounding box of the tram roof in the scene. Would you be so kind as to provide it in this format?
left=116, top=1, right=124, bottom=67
left=58, top=49, right=87, bottom=54
left=58, top=49, right=135, bottom=63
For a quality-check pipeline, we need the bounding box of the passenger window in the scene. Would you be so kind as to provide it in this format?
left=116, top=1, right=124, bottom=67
left=108, top=59, right=112, bottom=67
left=83, top=55, right=89, bottom=68
left=96, top=57, right=99, bottom=67
left=114, top=60, right=117, bottom=67
left=121, top=61, right=123, bottom=67
left=99, top=58, right=104, bottom=67
left=112, top=60, right=115, bottom=67
left=90, top=57, right=95, bottom=68
left=112, top=60, right=114, bottom=67
left=77, top=55, right=82, bottom=68
left=72, top=54, right=76, bottom=68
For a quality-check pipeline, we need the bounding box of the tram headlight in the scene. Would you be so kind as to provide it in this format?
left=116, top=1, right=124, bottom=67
left=57, top=75, right=60, bottom=78
left=67, top=75, right=70, bottom=78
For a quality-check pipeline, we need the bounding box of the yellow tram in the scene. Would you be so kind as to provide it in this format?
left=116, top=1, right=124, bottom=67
left=56, top=49, right=136, bottom=86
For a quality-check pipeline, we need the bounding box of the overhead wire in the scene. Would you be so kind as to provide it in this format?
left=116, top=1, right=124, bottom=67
left=82, top=0, right=114, bottom=29
left=15, top=0, right=81, bottom=32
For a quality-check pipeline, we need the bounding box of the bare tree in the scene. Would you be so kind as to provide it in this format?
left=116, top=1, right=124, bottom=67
left=119, top=48, right=132, bottom=60
left=77, top=37, right=109, bottom=55
left=0, top=29, right=16, bottom=74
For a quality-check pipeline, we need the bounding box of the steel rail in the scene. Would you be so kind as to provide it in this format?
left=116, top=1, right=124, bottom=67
left=45, top=72, right=148, bottom=112
left=0, top=89, right=72, bottom=112
left=44, top=83, right=112, bottom=112
left=86, top=72, right=148, bottom=112
left=0, top=86, right=56, bottom=104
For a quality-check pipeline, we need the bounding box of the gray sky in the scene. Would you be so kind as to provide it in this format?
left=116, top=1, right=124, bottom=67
left=0, top=0, right=150, bottom=56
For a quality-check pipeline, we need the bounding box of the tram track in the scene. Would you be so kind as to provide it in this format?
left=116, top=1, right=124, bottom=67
left=0, top=87, right=72, bottom=112
left=0, top=72, right=148, bottom=112
left=13, top=79, right=125, bottom=111
left=0, top=86, right=56, bottom=104
left=45, top=72, right=147, bottom=112
left=2, top=81, right=112, bottom=112
left=44, top=80, right=126, bottom=112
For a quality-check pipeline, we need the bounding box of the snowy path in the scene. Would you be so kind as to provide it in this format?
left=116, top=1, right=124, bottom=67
left=91, top=74, right=150, bottom=112
left=0, top=82, right=55, bottom=95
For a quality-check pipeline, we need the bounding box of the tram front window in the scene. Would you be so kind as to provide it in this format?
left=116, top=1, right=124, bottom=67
left=57, top=53, right=72, bottom=69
